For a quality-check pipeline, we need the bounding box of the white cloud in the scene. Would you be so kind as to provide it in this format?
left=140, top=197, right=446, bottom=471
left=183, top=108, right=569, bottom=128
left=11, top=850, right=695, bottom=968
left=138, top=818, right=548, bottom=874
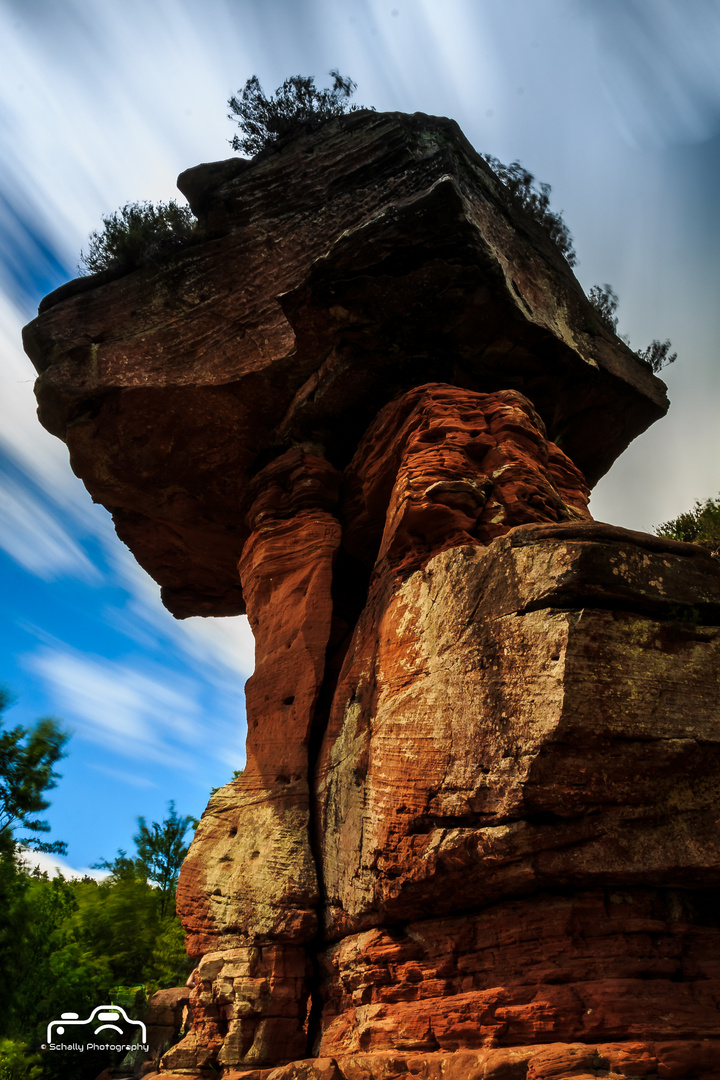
left=587, top=0, right=720, bottom=150
left=178, top=614, right=255, bottom=680
left=18, top=847, right=109, bottom=882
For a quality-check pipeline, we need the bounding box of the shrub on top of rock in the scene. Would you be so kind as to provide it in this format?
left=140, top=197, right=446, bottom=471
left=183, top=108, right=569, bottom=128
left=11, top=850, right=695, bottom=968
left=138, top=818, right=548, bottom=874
left=79, top=200, right=196, bottom=275
left=587, top=283, right=620, bottom=333
left=587, top=282, right=677, bottom=373
left=482, top=154, right=577, bottom=267
left=636, top=337, right=677, bottom=374
left=227, top=70, right=373, bottom=156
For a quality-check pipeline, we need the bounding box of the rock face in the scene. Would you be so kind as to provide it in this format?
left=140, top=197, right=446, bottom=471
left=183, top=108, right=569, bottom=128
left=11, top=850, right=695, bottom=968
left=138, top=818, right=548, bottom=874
left=24, top=112, right=720, bottom=1078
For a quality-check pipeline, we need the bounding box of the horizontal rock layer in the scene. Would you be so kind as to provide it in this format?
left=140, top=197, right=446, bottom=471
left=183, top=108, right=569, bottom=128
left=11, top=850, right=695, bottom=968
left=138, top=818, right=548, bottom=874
left=317, top=890, right=720, bottom=1055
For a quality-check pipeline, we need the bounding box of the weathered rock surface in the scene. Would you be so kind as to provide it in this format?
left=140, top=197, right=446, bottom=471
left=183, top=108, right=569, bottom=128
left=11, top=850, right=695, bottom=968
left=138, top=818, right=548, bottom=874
left=23, top=110, right=666, bottom=618
left=144, top=1036, right=720, bottom=1079
left=317, top=522, right=720, bottom=940
left=25, top=111, right=718, bottom=1078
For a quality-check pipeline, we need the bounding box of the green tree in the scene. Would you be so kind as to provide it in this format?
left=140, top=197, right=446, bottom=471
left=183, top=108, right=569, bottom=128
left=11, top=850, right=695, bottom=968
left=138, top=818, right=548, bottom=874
left=228, top=70, right=372, bottom=156
left=655, top=493, right=720, bottom=552
left=0, top=853, right=32, bottom=1026
left=96, top=802, right=198, bottom=919
left=134, top=801, right=197, bottom=918
left=79, top=199, right=196, bottom=274
left=0, top=690, right=68, bottom=856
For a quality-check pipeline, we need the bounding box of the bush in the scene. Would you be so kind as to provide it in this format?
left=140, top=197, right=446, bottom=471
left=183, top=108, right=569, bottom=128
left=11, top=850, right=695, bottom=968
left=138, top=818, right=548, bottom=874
left=228, top=70, right=373, bottom=156
left=655, top=494, right=720, bottom=552
left=79, top=200, right=196, bottom=274
left=587, top=283, right=619, bottom=333
left=482, top=155, right=577, bottom=266
left=636, top=338, right=677, bottom=374
left=587, top=283, right=676, bottom=372
left=0, top=1038, right=43, bottom=1080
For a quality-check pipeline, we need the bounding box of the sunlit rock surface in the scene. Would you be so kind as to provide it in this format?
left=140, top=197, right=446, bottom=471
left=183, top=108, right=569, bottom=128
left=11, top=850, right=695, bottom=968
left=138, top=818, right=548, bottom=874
left=26, top=112, right=719, bottom=1078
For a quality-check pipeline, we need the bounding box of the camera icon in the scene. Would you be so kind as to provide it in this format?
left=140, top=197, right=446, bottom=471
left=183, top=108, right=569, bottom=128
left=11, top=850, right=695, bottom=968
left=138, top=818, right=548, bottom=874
left=46, top=1004, right=147, bottom=1044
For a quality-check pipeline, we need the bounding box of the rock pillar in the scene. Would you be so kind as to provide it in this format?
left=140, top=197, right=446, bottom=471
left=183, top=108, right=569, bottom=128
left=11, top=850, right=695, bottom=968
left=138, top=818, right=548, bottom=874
left=172, top=448, right=341, bottom=1068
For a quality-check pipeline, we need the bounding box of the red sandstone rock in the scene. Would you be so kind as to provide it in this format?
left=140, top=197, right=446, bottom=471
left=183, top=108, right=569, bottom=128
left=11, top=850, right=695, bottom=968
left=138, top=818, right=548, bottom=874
left=341, top=383, right=590, bottom=575
left=316, top=891, right=720, bottom=1055
left=142, top=1039, right=720, bottom=1078
left=143, top=985, right=191, bottom=1064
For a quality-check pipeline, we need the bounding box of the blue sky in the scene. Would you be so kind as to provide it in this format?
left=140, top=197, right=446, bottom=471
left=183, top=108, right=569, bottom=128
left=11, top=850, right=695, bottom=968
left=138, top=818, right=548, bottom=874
left=1, top=0, right=720, bottom=875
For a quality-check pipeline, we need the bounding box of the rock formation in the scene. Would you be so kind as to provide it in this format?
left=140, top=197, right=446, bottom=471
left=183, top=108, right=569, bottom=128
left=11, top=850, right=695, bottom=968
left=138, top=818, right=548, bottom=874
left=24, top=112, right=720, bottom=1079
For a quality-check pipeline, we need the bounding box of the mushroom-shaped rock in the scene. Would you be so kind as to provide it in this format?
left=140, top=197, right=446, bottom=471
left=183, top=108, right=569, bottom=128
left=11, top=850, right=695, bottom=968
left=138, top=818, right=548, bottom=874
left=23, top=112, right=715, bottom=1080
left=23, top=110, right=667, bottom=618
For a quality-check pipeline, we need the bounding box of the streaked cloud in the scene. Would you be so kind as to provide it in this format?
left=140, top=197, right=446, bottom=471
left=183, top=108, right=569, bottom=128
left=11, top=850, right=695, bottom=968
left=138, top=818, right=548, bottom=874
left=0, top=469, right=102, bottom=583
left=585, top=0, right=720, bottom=149
left=26, top=645, right=206, bottom=771
left=88, top=763, right=158, bottom=789
left=105, top=541, right=255, bottom=679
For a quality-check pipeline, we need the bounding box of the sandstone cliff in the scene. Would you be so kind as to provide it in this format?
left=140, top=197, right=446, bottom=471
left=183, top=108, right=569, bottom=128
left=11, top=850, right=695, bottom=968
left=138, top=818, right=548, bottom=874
left=24, top=112, right=720, bottom=1080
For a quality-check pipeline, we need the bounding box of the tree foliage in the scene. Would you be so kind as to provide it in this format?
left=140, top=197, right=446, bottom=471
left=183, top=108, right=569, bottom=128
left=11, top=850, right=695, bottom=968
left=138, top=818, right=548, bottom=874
left=0, top=857, right=194, bottom=1079
left=0, top=691, right=68, bottom=856
left=482, top=155, right=577, bottom=266
left=228, top=70, right=372, bottom=156
left=655, top=493, right=720, bottom=553
left=134, top=801, right=198, bottom=917
left=0, top=1037, right=43, bottom=1080
left=95, top=801, right=197, bottom=918
left=0, top=695, right=197, bottom=1075
left=79, top=200, right=196, bottom=274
